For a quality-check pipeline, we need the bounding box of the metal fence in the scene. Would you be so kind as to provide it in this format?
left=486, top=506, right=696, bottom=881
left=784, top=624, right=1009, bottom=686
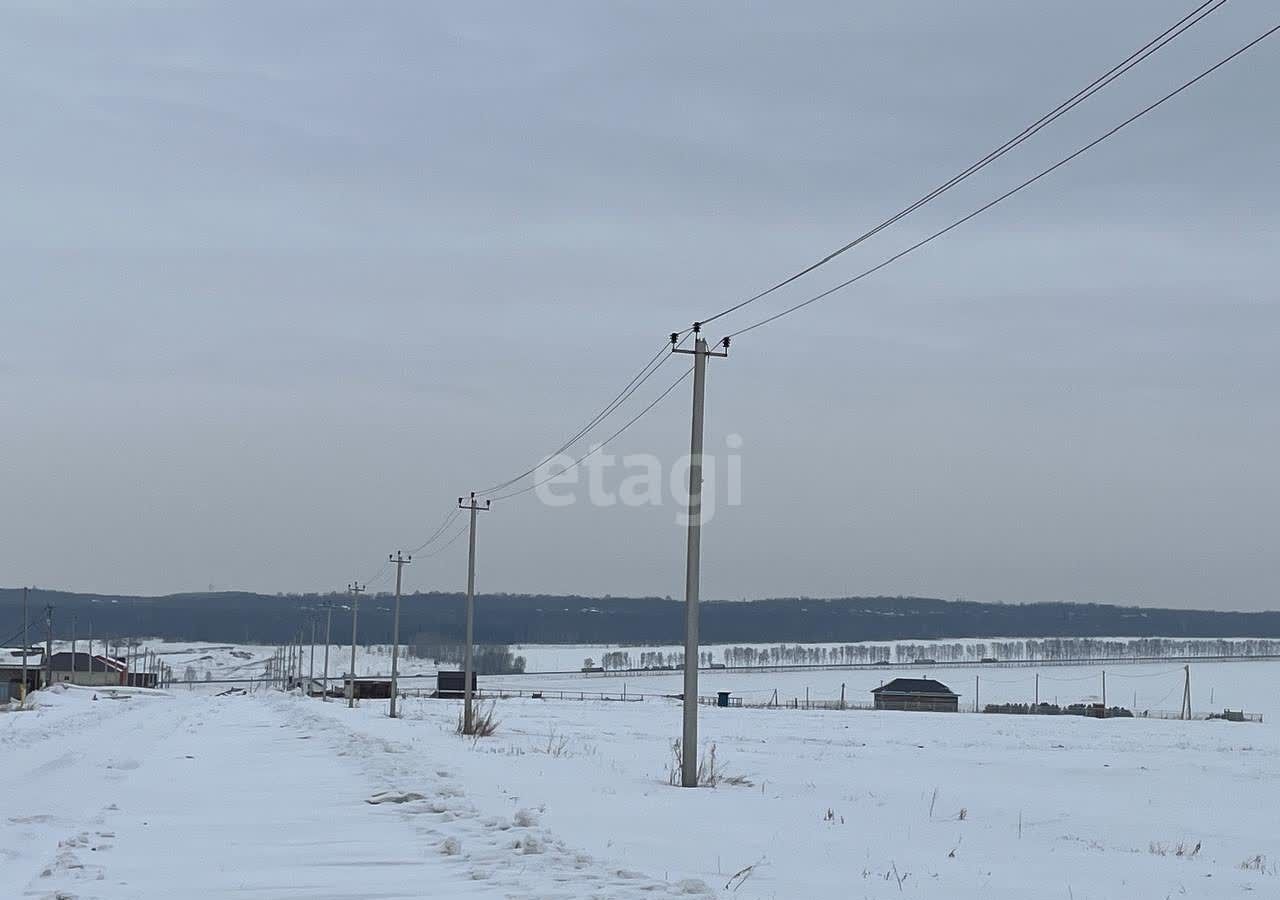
left=399, top=685, right=649, bottom=703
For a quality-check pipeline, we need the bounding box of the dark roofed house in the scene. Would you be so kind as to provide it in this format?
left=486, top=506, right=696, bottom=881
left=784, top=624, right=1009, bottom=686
left=871, top=678, right=959, bottom=712
left=48, top=652, right=128, bottom=687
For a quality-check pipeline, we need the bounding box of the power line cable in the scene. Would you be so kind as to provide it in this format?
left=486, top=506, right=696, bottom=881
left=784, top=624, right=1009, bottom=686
left=720, top=20, right=1280, bottom=341
left=475, top=341, right=670, bottom=495
left=417, top=521, right=471, bottom=559
left=360, top=560, right=394, bottom=592
left=410, top=507, right=463, bottom=554
left=477, top=331, right=693, bottom=497
left=371, top=346, right=696, bottom=563
left=489, top=365, right=695, bottom=502
left=1107, top=667, right=1183, bottom=679
left=695, top=0, right=1227, bottom=330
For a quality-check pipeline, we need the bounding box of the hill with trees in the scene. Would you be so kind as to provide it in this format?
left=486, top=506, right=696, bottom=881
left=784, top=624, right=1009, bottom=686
left=2, top=588, right=1278, bottom=647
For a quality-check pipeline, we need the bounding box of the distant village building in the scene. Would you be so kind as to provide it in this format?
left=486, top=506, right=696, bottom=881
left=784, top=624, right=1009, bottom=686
left=47, top=652, right=128, bottom=687
left=1, top=647, right=44, bottom=701
left=871, top=678, right=959, bottom=712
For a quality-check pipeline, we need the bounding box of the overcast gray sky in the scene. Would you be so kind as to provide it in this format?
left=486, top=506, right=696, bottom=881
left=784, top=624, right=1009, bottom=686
left=2, top=2, right=1277, bottom=610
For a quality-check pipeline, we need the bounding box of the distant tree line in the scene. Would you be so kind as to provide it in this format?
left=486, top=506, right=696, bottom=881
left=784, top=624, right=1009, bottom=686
left=4, top=587, right=1280, bottom=648
left=599, top=650, right=720, bottom=670
left=593, top=638, right=1280, bottom=671
left=409, top=632, right=526, bottom=674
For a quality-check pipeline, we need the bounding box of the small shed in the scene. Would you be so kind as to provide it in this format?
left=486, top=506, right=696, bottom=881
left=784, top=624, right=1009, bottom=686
left=1, top=647, right=45, bottom=697
left=435, top=670, right=478, bottom=699
left=871, top=678, right=959, bottom=712
left=344, top=676, right=393, bottom=700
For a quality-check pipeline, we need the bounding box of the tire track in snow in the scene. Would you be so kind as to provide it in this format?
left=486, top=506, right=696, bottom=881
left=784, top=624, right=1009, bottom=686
left=272, top=695, right=716, bottom=898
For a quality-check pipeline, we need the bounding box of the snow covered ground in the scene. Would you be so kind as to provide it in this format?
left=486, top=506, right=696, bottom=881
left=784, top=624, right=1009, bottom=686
left=3, top=664, right=1279, bottom=898
left=485, top=659, right=1280, bottom=722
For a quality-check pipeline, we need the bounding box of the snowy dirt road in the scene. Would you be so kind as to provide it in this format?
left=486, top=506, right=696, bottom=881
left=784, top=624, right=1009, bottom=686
left=1, top=687, right=696, bottom=899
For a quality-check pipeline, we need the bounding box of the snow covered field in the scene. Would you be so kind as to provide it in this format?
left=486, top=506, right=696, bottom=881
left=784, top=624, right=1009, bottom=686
left=129, top=637, right=1271, bottom=722
left=3, top=658, right=1279, bottom=898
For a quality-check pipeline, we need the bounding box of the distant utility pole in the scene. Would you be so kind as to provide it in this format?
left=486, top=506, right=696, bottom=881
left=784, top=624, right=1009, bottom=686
left=308, top=618, right=316, bottom=690
left=70, top=616, right=77, bottom=682
left=975, top=674, right=980, bottom=713
left=1180, top=665, right=1192, bottom=720
left=347, top=582, right=365, bottom=708
left=388, top=551, right=412, bottom=718
left=458, top=491, right=490, bottom=735
left=1035, top=672, right=1039, bottom=706
left=671, top=325, right=729, bottom=787
left=322, top=603, right=333, bottom=702
left=44, top=604, right=54, bottom=689
left=20, top=587, right=29, bottom=701
left=1101, top=670, right=1107, bottom=719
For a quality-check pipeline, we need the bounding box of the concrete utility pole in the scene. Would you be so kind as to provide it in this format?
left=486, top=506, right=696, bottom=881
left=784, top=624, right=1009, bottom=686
left=44, top=605, right=53, bottom=689
left=309, top=618, right=316, bottom=691
left=388, top=551, right=412, bottom=718
left=20, top=587, right=29, bottom=701
left=1101, top=670, right=1107, bottom=718
left=71, top=616, right=77, bottom=682
left=1035, top=672, right=1039, bottom=706
left=347, top=582, right=365, bottom=708
left=322, top=603, right=333, bottom=701
left=671, top=326, right=729, bottom=787
left=458, top=492, right=490, bottom=735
